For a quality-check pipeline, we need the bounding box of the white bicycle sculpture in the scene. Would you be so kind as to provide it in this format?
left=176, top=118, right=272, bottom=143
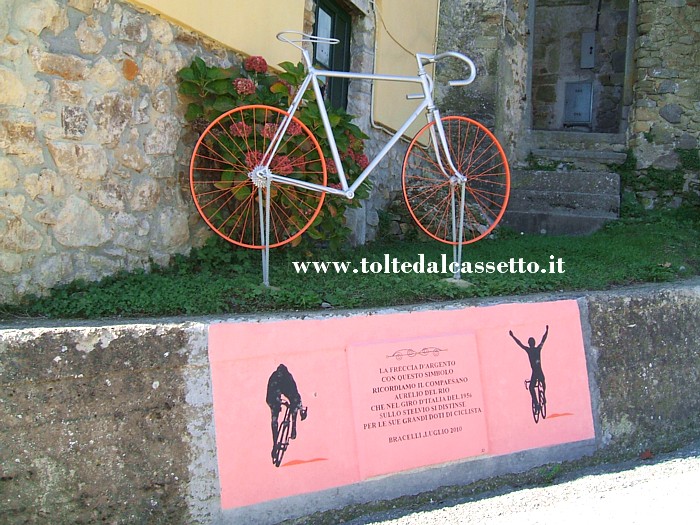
left=189, top=31, right=510, bottom=285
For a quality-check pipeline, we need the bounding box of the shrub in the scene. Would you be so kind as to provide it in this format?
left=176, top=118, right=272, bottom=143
left=178, top=56, right=372, bottom=251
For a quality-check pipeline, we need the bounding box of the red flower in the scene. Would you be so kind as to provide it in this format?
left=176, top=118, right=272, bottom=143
left=354, top=153, right=369, bottom=170
left=244, top=56, right=268, bottom=73
left=261, top=122, right=279, bottom=139
left=272, top=155, right=294, bottom=175
left=287, top=121, right=303, bottom=136
left=245, top=150, right=263, bottom=169
left=326, top=158, right=337, bottom=174
left=229, top=121, right=252, bottom=137
left=233, top=77, right=256, bottom=95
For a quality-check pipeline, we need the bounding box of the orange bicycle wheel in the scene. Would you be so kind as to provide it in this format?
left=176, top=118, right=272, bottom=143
left=189, top=105, right=327, bottom=249
left=402, top=116, right=510, bottom=245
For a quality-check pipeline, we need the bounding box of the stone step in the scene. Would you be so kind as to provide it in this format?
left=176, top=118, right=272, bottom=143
left=503, top=169, right=620, bottom=235
left=529, top=130, right=627, bottom=152
left=531, top=148, right=628, bottom=166
left=511, top=170, right=620, bottom=194
left=507, top=190, right=619, bottom=217
left=502, top=210, right=614, bottom=236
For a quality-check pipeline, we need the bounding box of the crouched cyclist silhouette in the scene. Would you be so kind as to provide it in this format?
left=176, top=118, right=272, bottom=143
left=266, top=364, right=308, bottom=450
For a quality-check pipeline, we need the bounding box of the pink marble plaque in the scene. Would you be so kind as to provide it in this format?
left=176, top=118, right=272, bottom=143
left=347, top=334, right=487, bottom=479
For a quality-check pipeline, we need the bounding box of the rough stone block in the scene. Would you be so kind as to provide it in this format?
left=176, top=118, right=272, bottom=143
left=90, top=92, right=132, bottom=145
left=0, top=157, right=19, bottom=189
left=52, top=195, right=110, bottom=247
left=0, top=119, right=43, bottom=166
left=0, top=66, right=26, bottom=107
left=47, top=141, right=108, bottom=180
left=13, top=0, right=59, bottom=36
left=23, top=169, right=64, bottom=200
left=0, top=218, right=43, bottom=252
left=587, top=286, right=700, bottom=451
left=660, top=103, right=683, bottom=124
left=75, top=16, right=106, bottom=54
left=144, top=116, right=180, bottom=155
left=61, top=105, right=88, bottom=138
left=30, top=47, right=89, bottom=81
left=68, top=0, right=94, bottom=14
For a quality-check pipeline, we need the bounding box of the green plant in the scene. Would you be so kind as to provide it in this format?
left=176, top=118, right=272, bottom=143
left=537, top=463, right=563, bottom=484
left=525, top=153, right=560, bottom=171
left=677, top=148, right=700, bottom=171
left=178, top=56, right=372, bottom=250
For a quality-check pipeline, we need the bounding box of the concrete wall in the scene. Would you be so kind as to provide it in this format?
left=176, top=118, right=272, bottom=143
left=129, top=0, right=306, bottom=67
left=2, top=279, right=699, bottom=524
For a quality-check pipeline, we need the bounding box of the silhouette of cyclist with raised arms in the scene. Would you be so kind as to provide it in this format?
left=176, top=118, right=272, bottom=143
left=509, top=325, right=549, bottom=412
left=266, top=364, right=308, bottom=459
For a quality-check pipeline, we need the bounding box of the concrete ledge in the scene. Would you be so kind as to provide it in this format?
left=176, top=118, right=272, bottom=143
left=2, top=279, right=700, bottom=523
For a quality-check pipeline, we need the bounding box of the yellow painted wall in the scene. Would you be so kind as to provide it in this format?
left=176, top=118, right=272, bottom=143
left=372, top=0, right=439, bottom=137
left=129, top=0, right=306, bottom=67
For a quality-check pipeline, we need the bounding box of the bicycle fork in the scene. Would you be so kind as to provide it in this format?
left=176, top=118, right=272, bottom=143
left=258, top=183, right=271, bottom=287
left=431, top=111, right=467, bottom=281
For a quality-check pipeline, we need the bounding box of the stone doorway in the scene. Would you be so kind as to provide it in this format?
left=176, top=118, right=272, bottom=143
left=530, top=0, right=634, bottom=134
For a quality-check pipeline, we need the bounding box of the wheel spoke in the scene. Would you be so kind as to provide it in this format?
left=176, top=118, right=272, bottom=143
left=189, top=105, right=327, bottom=249
left=403, top=116, right=509, bottom=245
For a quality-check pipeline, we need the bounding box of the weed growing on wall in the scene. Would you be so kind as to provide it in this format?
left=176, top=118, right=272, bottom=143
left=178, top=56, right=372, bottom=251
left=616, top=150, right=700, bottom=218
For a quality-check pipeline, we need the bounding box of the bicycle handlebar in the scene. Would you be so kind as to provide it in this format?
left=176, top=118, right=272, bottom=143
left=416, top=51, right=477, bottom=86
left=277, top=31, right=339, bottom=49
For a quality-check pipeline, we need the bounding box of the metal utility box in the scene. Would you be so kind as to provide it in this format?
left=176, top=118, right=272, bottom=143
left=581, top=31, right=596, bottom=69
left=564, top=81, right=593, bottom=125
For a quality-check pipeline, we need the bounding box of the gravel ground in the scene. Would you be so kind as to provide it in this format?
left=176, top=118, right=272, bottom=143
left=339, top=439, right=700, bottom=525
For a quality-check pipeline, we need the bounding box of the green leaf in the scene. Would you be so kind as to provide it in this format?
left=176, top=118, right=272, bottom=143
left=192, top=56, right=207, bottom=76
left=213, top=96, right=236, bottom=112
left=279, top=61, right=297, bottom=73
left=347, top=122, right=369, bottom=140
left=206, top=79, right=233, bottom=95
left=270, top=81, right=290, bottom=95
left=232, top=184, right=252, bottom=201
left=335, top=134, right=349, bottom=153
left=179, top=81, right=201, bottom=96
left=178, top=67, right=196, bottom=81
left=206, top=67, right=232, bottom=80
left=184, top=103, right=204, bottom=122
left=328, top=113, right=342, bottom=127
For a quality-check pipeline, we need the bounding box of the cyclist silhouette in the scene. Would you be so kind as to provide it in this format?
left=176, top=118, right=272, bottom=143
left=509, top=325, right=549, bottom=412
left=266, top=364, right=307, bottom=452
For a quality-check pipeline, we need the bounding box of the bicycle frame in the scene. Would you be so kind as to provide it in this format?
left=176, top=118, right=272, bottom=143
left=264, top=32, right=476, bottom=199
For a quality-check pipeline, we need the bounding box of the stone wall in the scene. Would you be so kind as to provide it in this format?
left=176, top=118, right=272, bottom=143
left=1, top=280, right=699, bottom=523
left=0, top=0, right=249, bottom=304
left=630, top=0, right=700, bottom=169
